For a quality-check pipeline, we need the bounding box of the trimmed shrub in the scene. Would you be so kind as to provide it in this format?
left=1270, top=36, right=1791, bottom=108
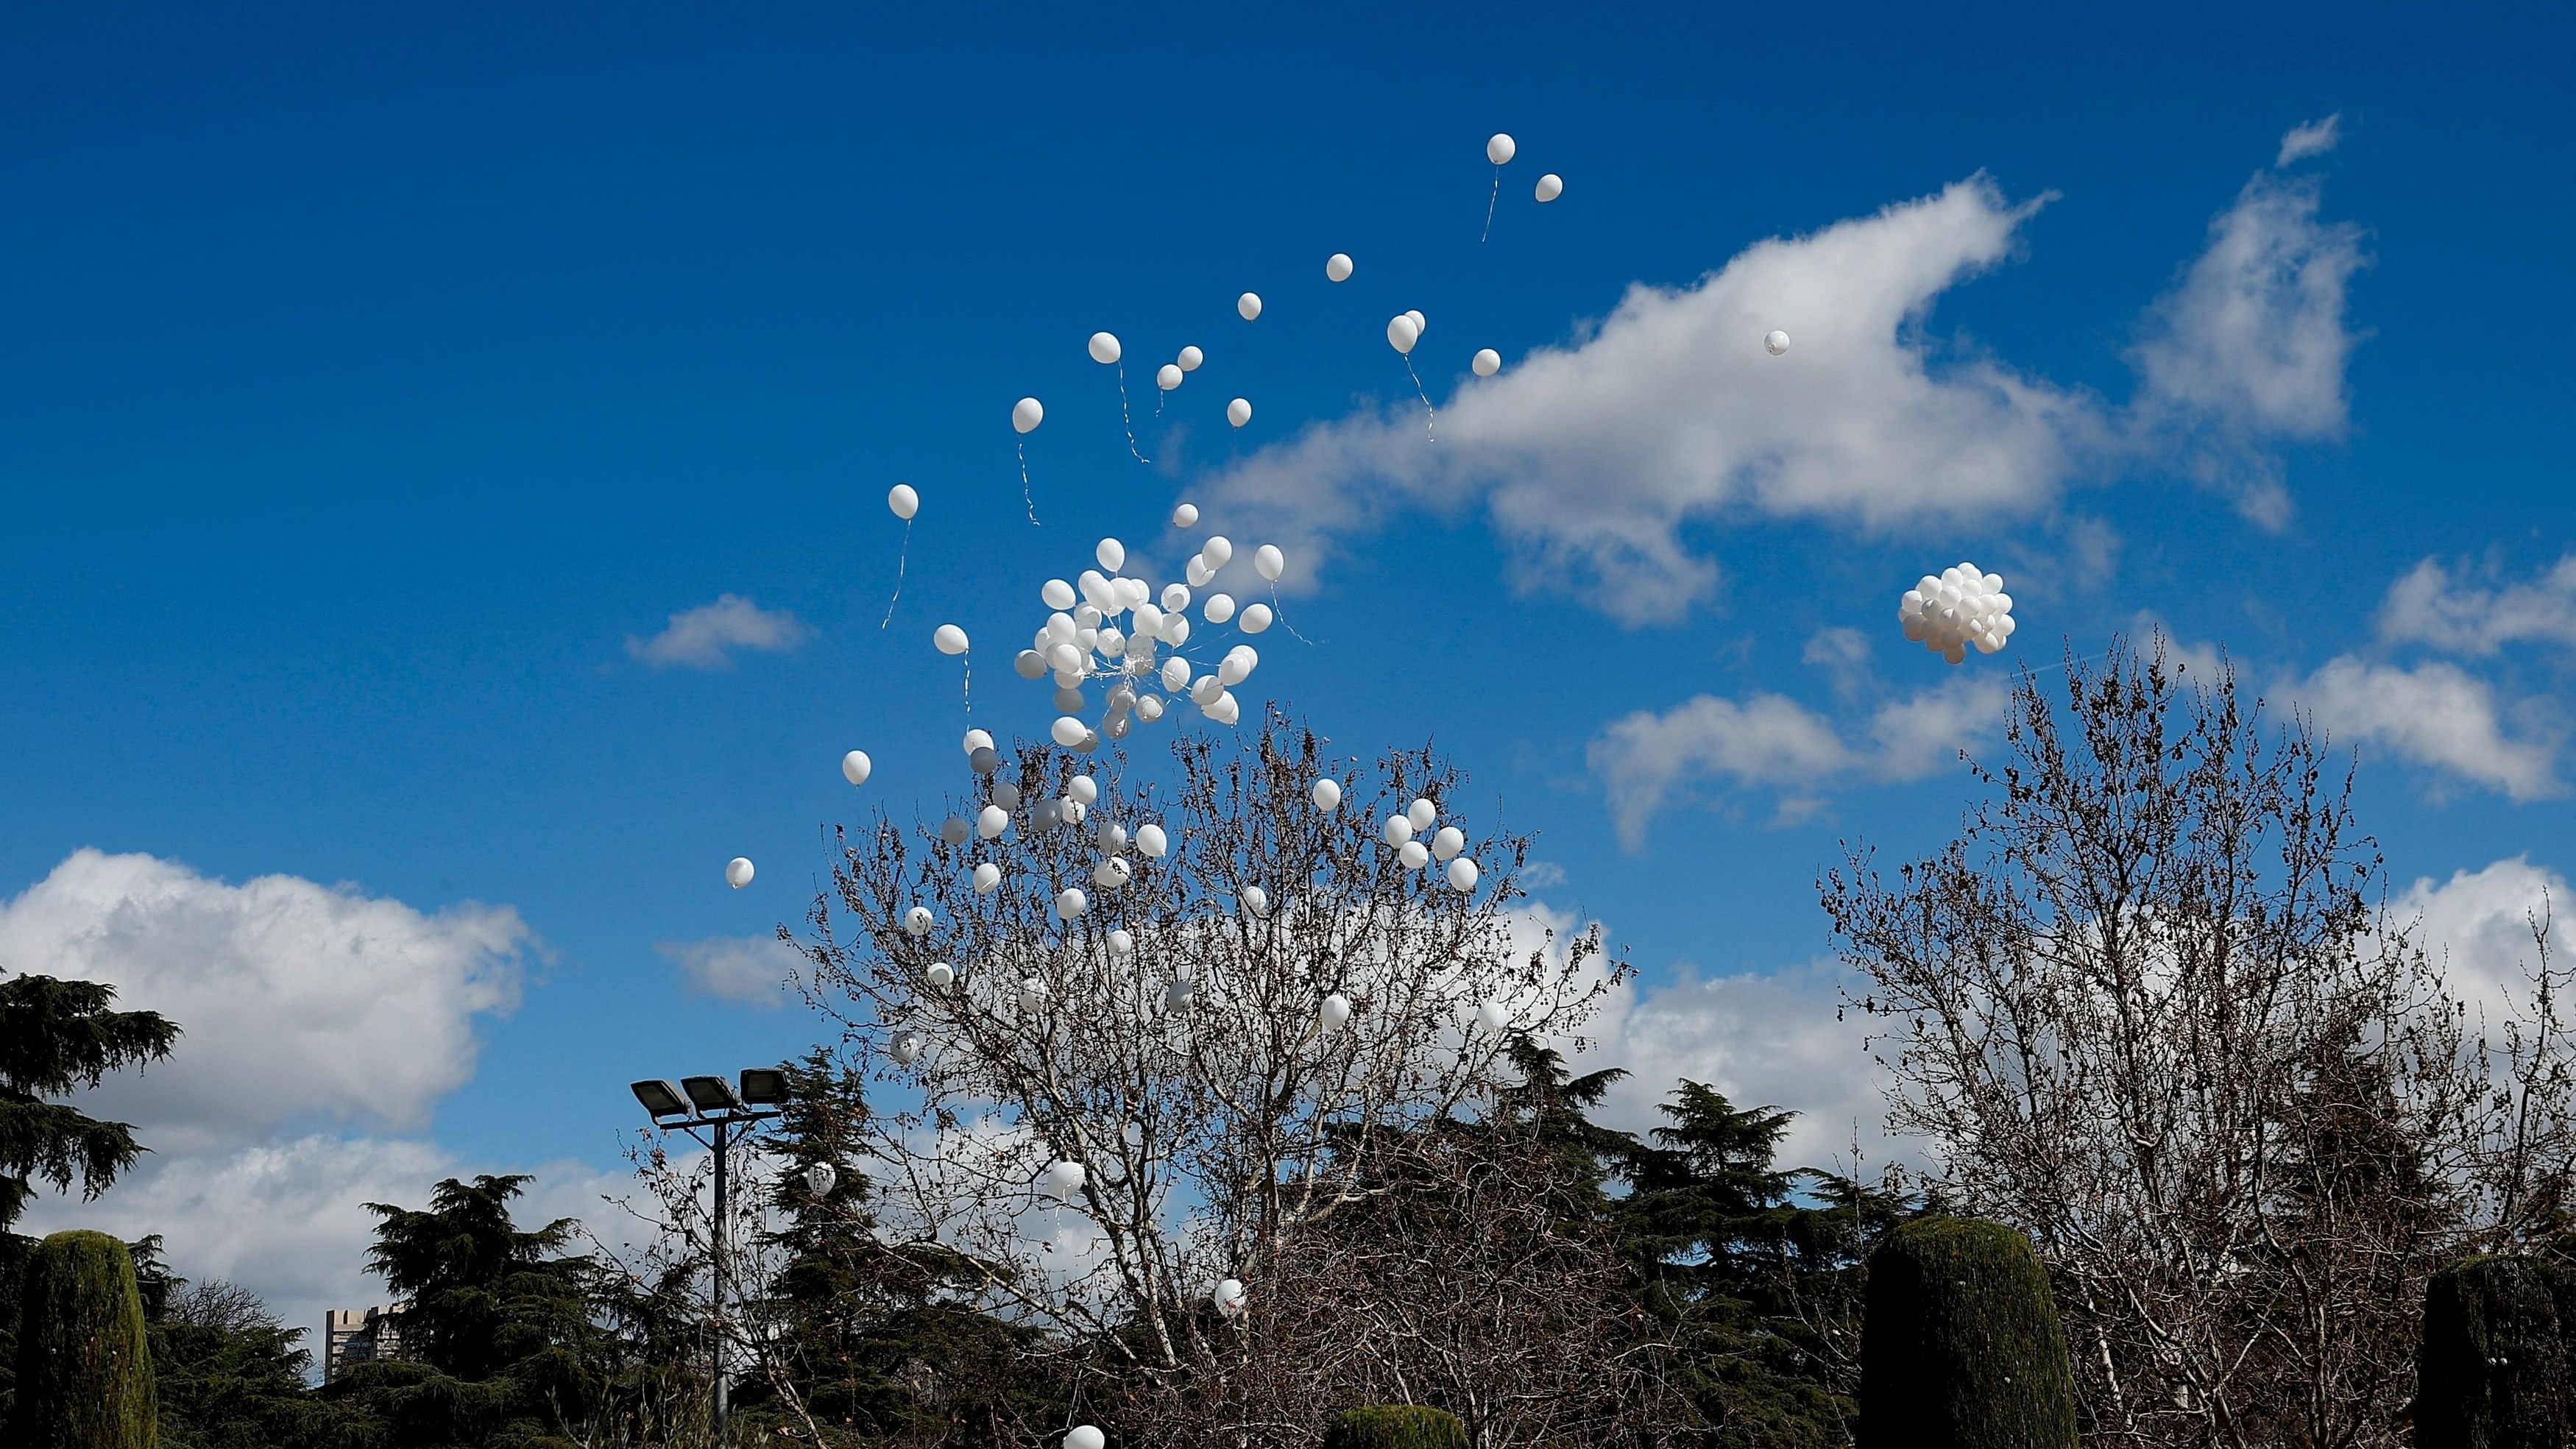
left=1323, top=1404, right=1469, bottom=1449
left=2417, top=1254, right=2576, bottom=1449
left=1858, top=1216, right=2075, bottom=1449
left=9, top=1230, right=158, bottom=1449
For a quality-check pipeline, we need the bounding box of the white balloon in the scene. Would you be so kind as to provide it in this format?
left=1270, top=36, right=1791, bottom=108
left=1043, top=1158, right=1086, bottom=1200
left=1214, top=1278, right=1248, bottom=1315
left=725, top=857, right=755, bottom=889
left=1471, top=348, right=1501, bottom=378
left=887, top=483, right=919, bottom=520
left=934, top=624, right=969, bottom=656
left=1201, top=535, right=1234, bottom=568
left=1387, top=315, right=1420, bottom=354
left=1189, top=675, right=1223, bottom=706
left=1049, top=642, right=1083, bottom=675
left=1055, top=887, right=1089, bottom=920
left=1239, top=603, right=1273, bottom=634
left=1405, top=308, right=1426, bottom=335
left=1041, top=577, right=1077, bottom=610
left=841, top=750, right=872, bottom=786
left=1161, top=657, right=1192, bottom=692
left=1407, top=798, right=1437, bottom=832
left=1097, top=537, right=1125, bottom=571
left=1321, top=992, right=1353, bottom=1031
left=1218, top=647, right=1256, bottom=685
left=1065, top=1428, right=1105, bottom=1449
left=1156, top=363, right=1183, bottom=391
left=1160, top=613, right=1190, bottom=647
left=1384, top=815, right=1415, bottom=847
left=892, top=1032, right=924, bottom=1065
left=972, top=862, right=1001, bottom=895
left=1236, top=291, right=1262, bottom=321
left=926, top=961, right=955, bottom=987
left=960, top=728, right=994, bottom=755
left=1108, top=927, right=1136, bottom=957
left=1226, top=397, right=1252, bottom=428
left=1399, top=840, right=1429, bottom=870
left=1097, top=817, right=1128, bottom=851
left=1325, top=252, right=1354, bottom=283
left=1534, top=173, right=1563, bottom=202
left=1204, top=593, right=1236, bottom=624
left=1476, top=999, right=1507, bottom=1032
left=1486, top=132, right=1516, bottom=165
left=978, top=805, right=1009, bottom=840
left=1051, top=716, right=1088, bottom=747
left=1253, top=544, right=1284, bottom=581
left=1177, top=345, right=1204, bottom=372
left=1431, top=826, right=1465, bottom=862
left=1136, top=823, right=1169, bottom=857
left=1093, top=857, right=1133, bottom=890
left=1185, top=556, right=1214, bottom=587
left=1020, top=977, right=1049, bottom=1013
left=1088, top=331, right=1122, bottom=365
left=941, top=815, right=970, bottom=844
left=1447, top=857, right=1480, bottom=893
left=904, top=905, right=934, bottom=935
left=1311, top=778, right=1342, bottom=812
left=1012, top=397, right=1044, bottom=434
left=1763, top=330, right=1791, bottom=356
left=1136, top=695, right=1165, bottom=721
left=1242, top=885, right=1270, bottom=917
left=1171, top=503, right=1200, bottom=528
left=1068, top=776, right=1099, bottom=805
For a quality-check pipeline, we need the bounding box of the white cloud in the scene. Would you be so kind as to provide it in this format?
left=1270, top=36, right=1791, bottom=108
left=625, top=593, right=810, bottom=668
left=2127, top=166, right=2368, bottom=525
left=1588, top=675, right=2006, bottom=849
left=1197, top=138, right=2361, bottom=625
left=0, top=849, right=531, bottom=1152
left=2276, top=114, right=2344, bottom=166
left=1, top=850, right=601, bottom=1352
left=657, top=933, right=800, bottom=1009
left=2293, top=656, right=2562, bottom=801
left=2392, top=857, right=2567, bottom=1039
left=2379, top=554, right=2576, bottom=654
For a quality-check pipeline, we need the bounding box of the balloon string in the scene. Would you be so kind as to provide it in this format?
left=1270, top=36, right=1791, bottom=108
left=1482, top=169, right=1499, bottom=244
left=1017, top=442, right=1041, bottom=526
left=963, top=657, right=973, bottom=715
left=1270, top=583, right=1315, bottom=645
left=880, top=517, right=911, bottom=629
left=1404, top=355, right=1436, bottom=441
left=1117, top=364, right=1150, bottom=464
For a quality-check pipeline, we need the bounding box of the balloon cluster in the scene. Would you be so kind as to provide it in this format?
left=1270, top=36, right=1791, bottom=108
left=1897, top=561, right=2017, bottom=664
left=1008, top=520, right=1289, bottom=749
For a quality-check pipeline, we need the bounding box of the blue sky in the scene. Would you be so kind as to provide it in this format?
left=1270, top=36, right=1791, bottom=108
left=5, top=2, right=2573, bottom=1331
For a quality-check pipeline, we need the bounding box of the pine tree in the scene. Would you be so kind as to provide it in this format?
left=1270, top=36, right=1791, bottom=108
left=0, top=975, right=181, bottom=1230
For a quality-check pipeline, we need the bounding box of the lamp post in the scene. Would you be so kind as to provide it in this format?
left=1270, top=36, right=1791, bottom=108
left=631, top=1067, right=789, bottom=1442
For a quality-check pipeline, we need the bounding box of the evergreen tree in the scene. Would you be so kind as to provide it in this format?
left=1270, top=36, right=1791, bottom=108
left=127, top=1243, right=376, bottom=1449
left=8, top=1228, right=158, bottom=1449
left=328, top=1175, right=603, bottom=1448
left=1621, top=1081, right=1911, bottom=1447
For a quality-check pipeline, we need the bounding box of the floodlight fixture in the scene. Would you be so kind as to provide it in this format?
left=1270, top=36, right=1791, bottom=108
left=631, top=1079, right=693, bottom=1121
left=738, top=1068, right=790, bottom=1106
left=682, top=1074, right=746, bottom=1113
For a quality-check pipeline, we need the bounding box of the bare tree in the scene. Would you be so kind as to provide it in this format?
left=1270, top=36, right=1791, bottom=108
left=1822, top=634, right=2575, bottom=1449
left=791, top=713, right=1630, bottom=1445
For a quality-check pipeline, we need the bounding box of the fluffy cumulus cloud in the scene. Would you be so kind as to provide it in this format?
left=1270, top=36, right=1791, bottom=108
left=1200, top=135, right=2363, bottom=624
left=1588, top=675, right=2006, bottom=848
left=2290, top=656, right=2562, bottom=801
left=2393, top=857, right=2568, bottom=1035
left=2378, top=554, right=2576, bottom=654
left=2, top=851, right=576, bottom=1344
left=656, top=933, right=801, bottom=1008
left=625, top=592, right=810, bottom=667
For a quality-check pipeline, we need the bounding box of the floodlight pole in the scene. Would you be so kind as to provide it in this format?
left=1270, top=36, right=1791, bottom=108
left=632, top=1080, right=779, bottom=1444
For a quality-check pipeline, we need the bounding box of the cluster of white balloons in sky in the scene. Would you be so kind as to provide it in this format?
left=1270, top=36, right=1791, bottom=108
left=1897, top=561, right=2017, bottom=664
left=1009, top=517, right=1287, bottom=746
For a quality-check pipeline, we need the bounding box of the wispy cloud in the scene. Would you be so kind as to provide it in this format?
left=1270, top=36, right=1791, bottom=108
left=2276, top=113, right=2344, bottom=166
left=2291, top=656, right=2562, bottom=801
left=2378, top=554, right=2576, bottom=655
left=1192, top=130, right=2362, bottom=626
left=656, top=934, right=800, bottom=1008
left=1587, top=675, right=2006, bottom=849
left=626, top=594, right=811, bottom=668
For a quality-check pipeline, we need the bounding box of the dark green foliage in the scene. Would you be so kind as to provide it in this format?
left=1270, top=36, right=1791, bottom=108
left=0, top=976, right=181, bottom=1231
left=129, top=1244, right=375, bottom=1449
left=1323, top=1403, right=1469, bottom=1449
left=10, top=1229, right=159, bottom=1449
left=1858, top=1216, right=2074, bottom=1449
left=1620, top=1079, right=1910, bottom=1445
left=2417, top=1255, right=2576, bottom=1449
left=328, top=1174, right=603, bottom=1448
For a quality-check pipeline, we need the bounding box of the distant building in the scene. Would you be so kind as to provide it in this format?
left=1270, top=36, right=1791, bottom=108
left=322, top=1304, right=407, bottom=1383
